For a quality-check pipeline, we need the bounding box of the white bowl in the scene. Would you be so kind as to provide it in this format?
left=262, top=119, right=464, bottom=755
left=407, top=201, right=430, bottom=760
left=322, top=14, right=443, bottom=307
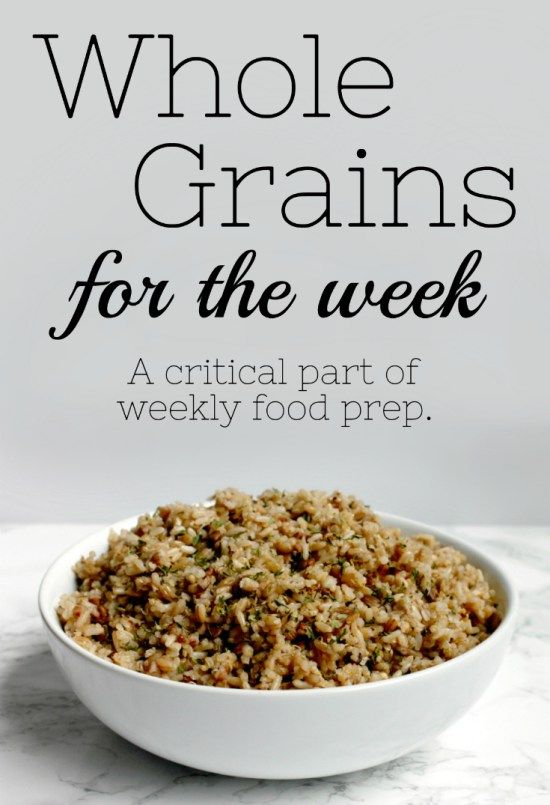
left=39, top=513, right=517, bottom=779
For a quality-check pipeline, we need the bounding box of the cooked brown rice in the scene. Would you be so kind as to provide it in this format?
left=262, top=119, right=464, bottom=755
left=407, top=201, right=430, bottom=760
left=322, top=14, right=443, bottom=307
left=58, top=489, right=500, bottom=689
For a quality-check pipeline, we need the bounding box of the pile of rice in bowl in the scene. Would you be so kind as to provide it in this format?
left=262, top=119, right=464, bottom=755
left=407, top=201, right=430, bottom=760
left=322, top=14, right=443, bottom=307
left=58, top=489, right=500, bottom=689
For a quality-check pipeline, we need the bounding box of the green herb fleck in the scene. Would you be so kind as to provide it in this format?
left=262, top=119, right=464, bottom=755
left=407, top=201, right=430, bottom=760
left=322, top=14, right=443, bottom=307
left=248, top=608, right=262, bottom=623
left=215, top=597, right=229, bottom=614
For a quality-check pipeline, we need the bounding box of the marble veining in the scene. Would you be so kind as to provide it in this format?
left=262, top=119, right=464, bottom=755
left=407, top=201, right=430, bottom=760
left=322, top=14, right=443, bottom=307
left=1, top=523, right=549, bottom=804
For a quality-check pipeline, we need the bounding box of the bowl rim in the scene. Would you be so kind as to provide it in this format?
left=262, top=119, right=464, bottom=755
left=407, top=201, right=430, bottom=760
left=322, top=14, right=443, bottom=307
left=39, top=510, right=518, bottom=698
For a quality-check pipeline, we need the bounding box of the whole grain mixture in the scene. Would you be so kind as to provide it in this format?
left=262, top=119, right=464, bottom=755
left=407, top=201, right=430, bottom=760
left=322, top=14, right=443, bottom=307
left=58, top=489, right=500, bottom=689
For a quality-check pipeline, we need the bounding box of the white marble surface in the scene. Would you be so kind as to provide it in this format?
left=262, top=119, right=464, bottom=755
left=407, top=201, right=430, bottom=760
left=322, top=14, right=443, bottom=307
left=0, top=523, right=549, bottom=805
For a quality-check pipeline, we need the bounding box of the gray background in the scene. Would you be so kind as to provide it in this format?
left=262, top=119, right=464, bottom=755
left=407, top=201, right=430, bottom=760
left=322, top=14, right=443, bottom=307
left=2, top=1, right=549, bottom=523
